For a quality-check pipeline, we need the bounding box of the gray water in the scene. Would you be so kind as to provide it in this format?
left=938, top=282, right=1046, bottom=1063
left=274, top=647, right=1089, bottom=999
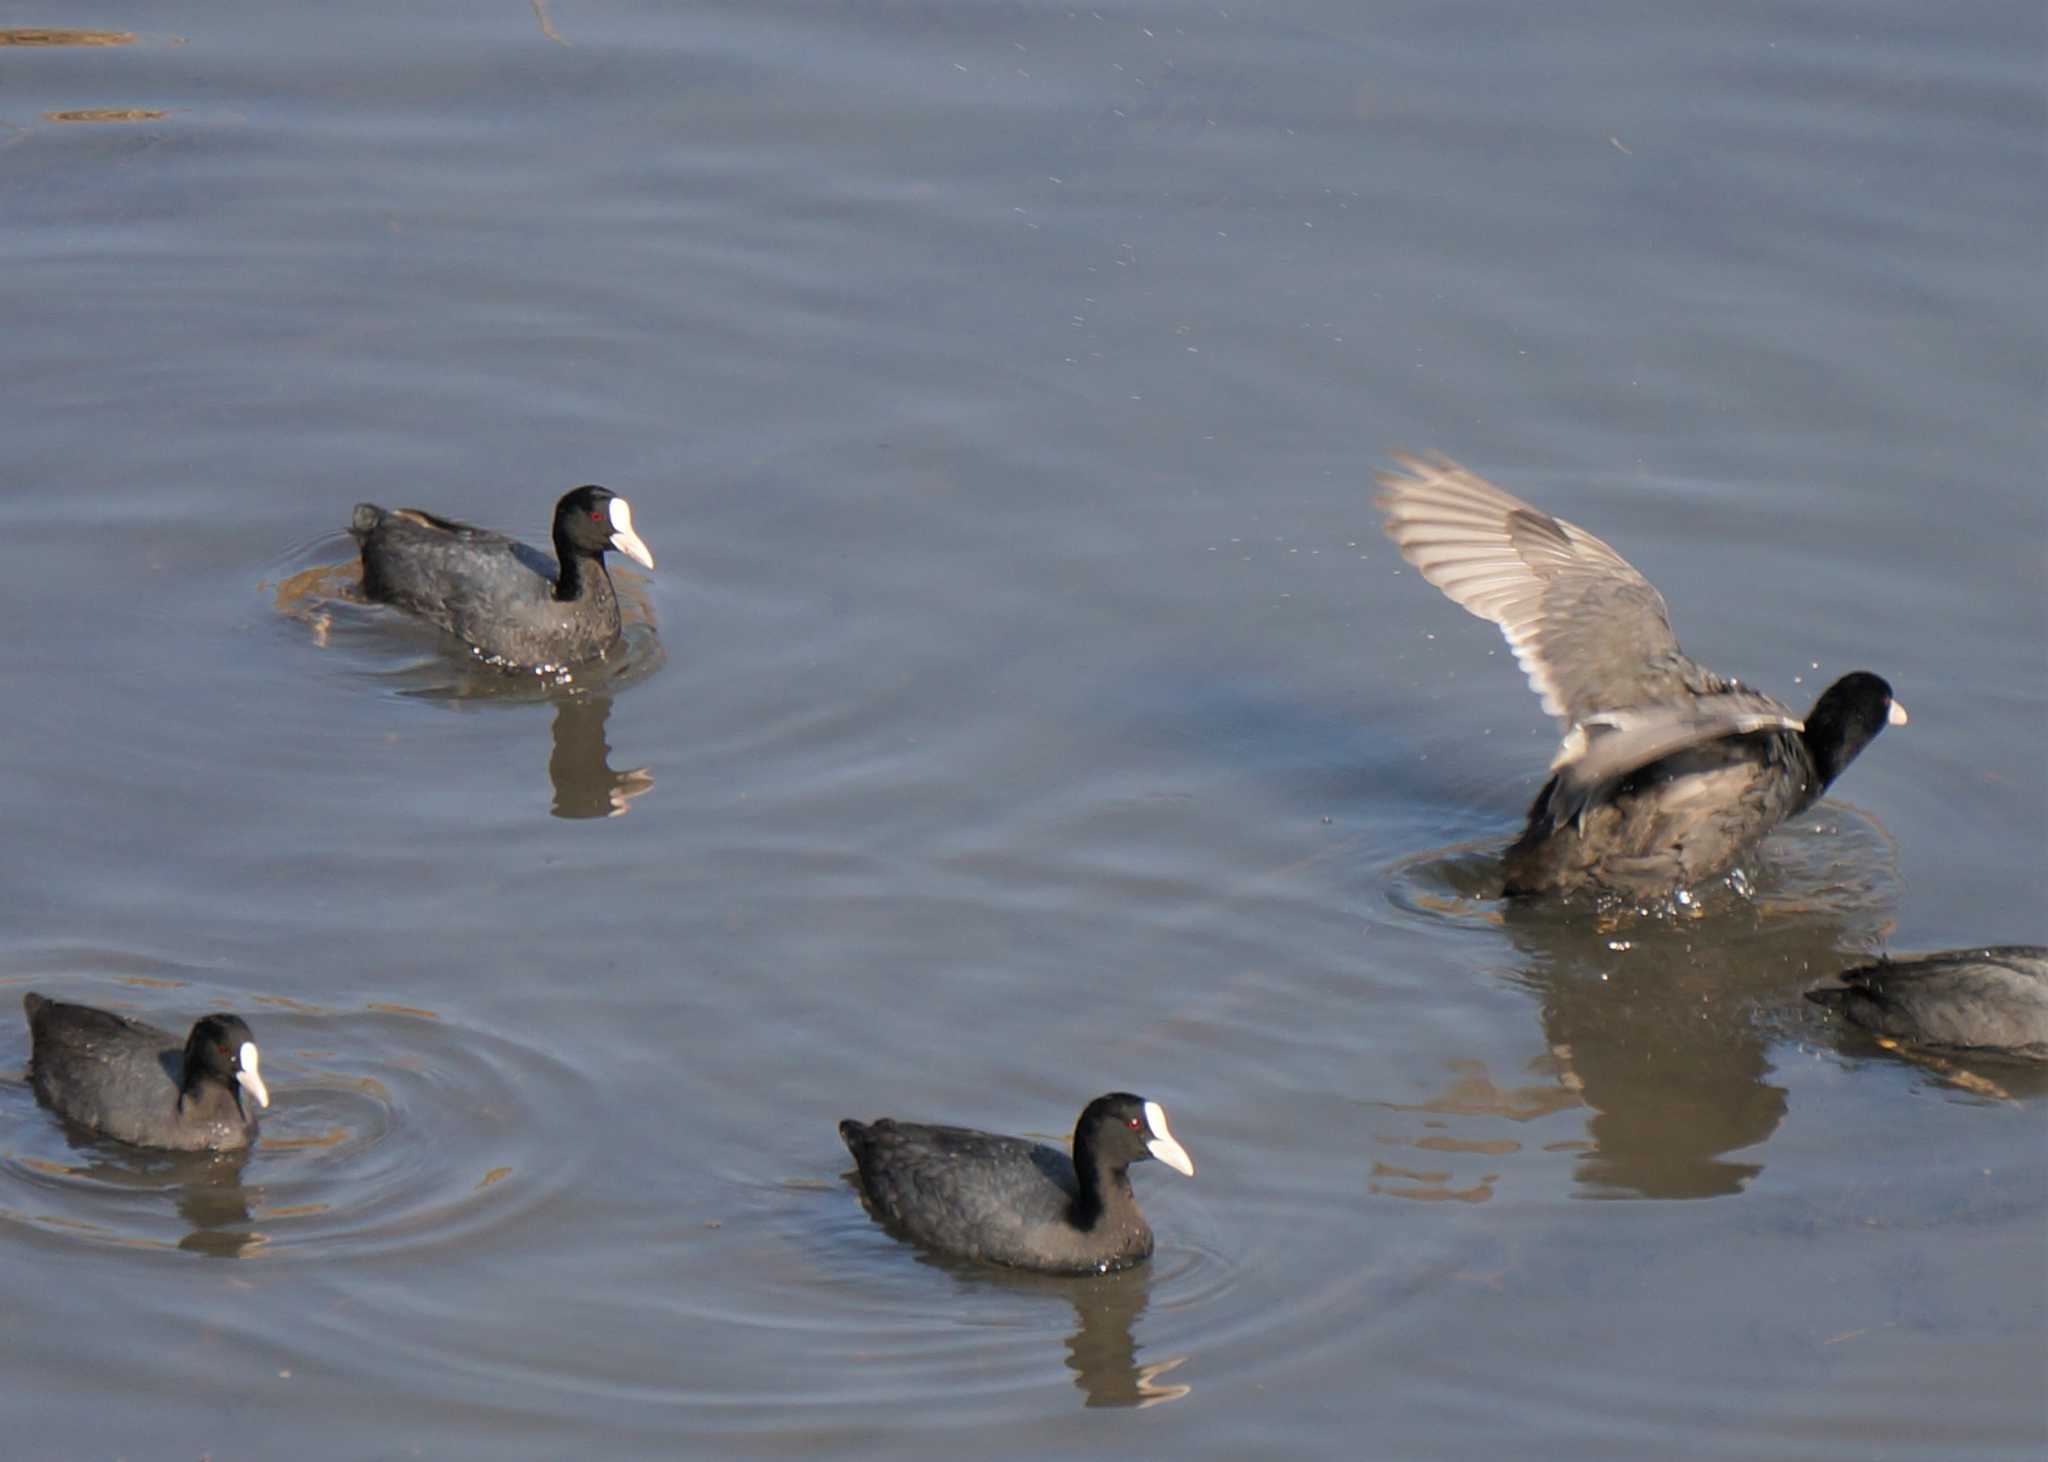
left=3, top=2, right=2043, bottom=1457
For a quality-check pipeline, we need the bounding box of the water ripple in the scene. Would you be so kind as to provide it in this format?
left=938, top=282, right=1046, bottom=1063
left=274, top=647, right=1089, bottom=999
left=1, top=983, right=595, bottom=1263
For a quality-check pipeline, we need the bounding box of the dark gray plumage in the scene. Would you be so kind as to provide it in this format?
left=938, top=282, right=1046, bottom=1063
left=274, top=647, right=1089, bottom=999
left=351, top=485, right=655, bottom=671
left=23, top=994, right=270, bottom=1151
left=1807, top=947, right=2048, bottom=1059
left=839, top=1093, right=1195, bottom=1274
left=1375, top=452, right=1905, bottom=899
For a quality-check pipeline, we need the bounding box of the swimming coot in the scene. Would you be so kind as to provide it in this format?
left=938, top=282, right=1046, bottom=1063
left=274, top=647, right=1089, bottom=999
left=23, top=994, right=270, bottom=1151
left=1376, top=452, right=1906, bottom=900
left=1807, top=947, right=2048, bottom=1060
left=350, top=485, right=655, bottom=671
left=839, top=1092, right=1195, bottom=1274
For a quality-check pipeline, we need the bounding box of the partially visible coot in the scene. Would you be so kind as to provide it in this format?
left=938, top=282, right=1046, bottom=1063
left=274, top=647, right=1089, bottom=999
left=1376, top=452, right=1905, bottom=900
left=839, top=1092, right=1195, bottom=1274
left=351, top=485, right=655, bottom=671
left=1807, top=947, right=2048, bottom=1060
left=23, top=994, right=271, bottom=1151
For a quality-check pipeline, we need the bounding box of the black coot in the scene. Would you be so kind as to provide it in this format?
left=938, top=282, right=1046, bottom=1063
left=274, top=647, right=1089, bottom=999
left=839, top=1092, right=1195, bottom=1274
left=23, top=994, right=271, bottom=1151
left=1807, top=947, right=2048, bottom=1060
left=350, top=485, right=655, bottom=671
left=1376, top=452, right=1906, bottom=900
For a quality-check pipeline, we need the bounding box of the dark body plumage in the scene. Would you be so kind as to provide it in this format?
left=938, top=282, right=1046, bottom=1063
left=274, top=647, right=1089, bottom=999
left=839, top=1093, right=1194, bottom=1274
left=1807, top=947, right=2048, bottom=1060
left=1376, top=452, right=1904, bottom=900
left=350, top=485, right=655, bottom=671
left=23, top=994, right=270, bottom=1151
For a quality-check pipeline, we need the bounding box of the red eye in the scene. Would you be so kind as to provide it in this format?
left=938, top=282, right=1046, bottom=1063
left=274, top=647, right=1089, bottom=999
left=1126, top=1117, right=1141, bottom=1129
left=589, top=511, right=604, bottom=523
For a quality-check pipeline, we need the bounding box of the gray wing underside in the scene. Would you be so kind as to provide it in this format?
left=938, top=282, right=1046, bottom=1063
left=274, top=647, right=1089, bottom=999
left=1375, top=451, right=1684, bottom=725
left=1543, top=695, right=1805, bottom=826
left=1376, top=452, right=1797, bottom=793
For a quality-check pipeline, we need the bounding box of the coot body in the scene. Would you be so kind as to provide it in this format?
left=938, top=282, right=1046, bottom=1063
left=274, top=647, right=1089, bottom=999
left=351, top=485, right=654, bottom=671
left=1807, top=947, right=2048, bottom=1059
left=23, top=994, right=270, bottom=1151
left=1376, top=452, right=1904, bottom=900
left=840, top=1093, right=1194, bottom=1274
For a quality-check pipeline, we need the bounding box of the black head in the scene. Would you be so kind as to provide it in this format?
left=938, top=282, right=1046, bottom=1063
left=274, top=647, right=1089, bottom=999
left=552, top=485, right=656, bottom=570
left=1074, top=1092, right=1196, bottom=1177
left=1802, top=671, right=1906, bottom=789
left=183, top=1014, right=270, bottom=1112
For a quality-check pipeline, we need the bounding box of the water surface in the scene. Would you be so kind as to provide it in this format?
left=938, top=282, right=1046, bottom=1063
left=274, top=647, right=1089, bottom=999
left=2, top=1, right=2042, bottom=1456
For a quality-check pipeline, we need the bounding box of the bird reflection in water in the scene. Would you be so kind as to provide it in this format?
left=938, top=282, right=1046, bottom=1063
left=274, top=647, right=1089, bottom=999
left=28, top=1131, right=268, bottom=1258
left=1062, top=1268, right=1191, bottom=1409
left=1372, top=1055, right=1584, bottom=1205
left=977, top=1263, right=1193, bottom=1409
left=548, top=693, right=654, bottom=819
left=1495, top=890, right=1888, bottom=1200
left=174, top=1160, right=267, bottom=1258
left=1380, top=820, right=1898, bottom=1201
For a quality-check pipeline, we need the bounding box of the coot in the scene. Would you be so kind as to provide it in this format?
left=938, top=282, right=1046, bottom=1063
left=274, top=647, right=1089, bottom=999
left=351, top=485, right=655, bottom=671
left=839, top=1092, right=1195, bottom=1274
left=1376, top=452, right=1905, bottom=899
left=23, top=994, right=270, bottom=1151
left=1807, top=947, right=2048, bottom=1059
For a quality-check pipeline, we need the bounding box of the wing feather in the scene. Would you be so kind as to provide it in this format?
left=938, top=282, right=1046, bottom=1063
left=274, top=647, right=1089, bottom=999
left=1376, top=451, right=1689, bottom=725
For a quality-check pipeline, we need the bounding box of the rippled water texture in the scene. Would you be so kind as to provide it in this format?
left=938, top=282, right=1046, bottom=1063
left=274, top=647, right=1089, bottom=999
left=2, top=2, right=2042, bottom=1458
left=5, top=966, right=593, bottom=1262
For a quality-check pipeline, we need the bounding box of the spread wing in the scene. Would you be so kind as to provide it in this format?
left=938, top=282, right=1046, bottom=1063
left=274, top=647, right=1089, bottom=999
left=1375, top=451, right=1690, bottom=725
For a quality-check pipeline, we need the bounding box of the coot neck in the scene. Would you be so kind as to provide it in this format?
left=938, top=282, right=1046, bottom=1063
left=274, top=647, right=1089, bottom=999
left=176, top=1081, right=250, bottom=1123
left=174, top=1041, right=236, bottom=1116
left=1067, top=1125, right=1134, bottom=1232
left=551, top=532, right=606, bottom=605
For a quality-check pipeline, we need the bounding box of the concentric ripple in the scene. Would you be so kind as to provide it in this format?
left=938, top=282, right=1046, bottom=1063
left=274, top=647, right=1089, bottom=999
left=1, top=982, right=597, bottom=1263
left=518, top=1148, right=1443, bottom=1425
left=556, top=1166, right=1248, bottom=1419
